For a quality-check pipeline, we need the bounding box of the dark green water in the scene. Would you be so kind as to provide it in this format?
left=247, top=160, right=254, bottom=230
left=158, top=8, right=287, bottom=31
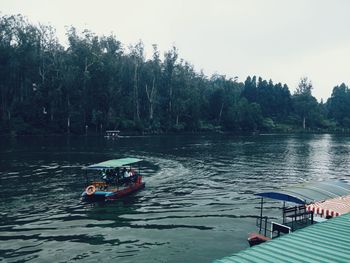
left=1, top=134, right=350, bottom=262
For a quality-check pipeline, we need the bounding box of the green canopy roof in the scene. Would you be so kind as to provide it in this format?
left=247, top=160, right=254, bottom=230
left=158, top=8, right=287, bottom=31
left=83, top=158, right=143, bottom=170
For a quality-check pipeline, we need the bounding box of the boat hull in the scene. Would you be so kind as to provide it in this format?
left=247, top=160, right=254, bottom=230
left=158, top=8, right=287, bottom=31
left=81, top=182, right=145, bottom=202
left=247, top=232, right=271, bottom=247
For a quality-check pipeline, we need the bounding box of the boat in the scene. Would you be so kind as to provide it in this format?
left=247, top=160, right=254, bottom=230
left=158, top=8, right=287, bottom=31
left=105, top=130, right=120, bottom=139
left=81, top=158, right=145, bottom=202
left=248, top=180, right=350, bottom=246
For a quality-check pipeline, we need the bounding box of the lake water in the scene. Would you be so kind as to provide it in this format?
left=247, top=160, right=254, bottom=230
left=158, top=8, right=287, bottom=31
left=1, top=134, right=350, bottom=262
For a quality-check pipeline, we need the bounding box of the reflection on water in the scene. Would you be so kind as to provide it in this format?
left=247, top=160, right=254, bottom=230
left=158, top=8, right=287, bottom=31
left=1, top=134, right=350, bottom=262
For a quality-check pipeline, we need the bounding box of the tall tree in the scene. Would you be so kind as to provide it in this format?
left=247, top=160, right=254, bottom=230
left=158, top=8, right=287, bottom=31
left=242, top=76, right=257, bottom=102
left=145, top=44, right=161, bottom=123
left=292, top=77, right=319, bottom=129
left=327, top=83, right=350, bottom=127
left=129, top=41, right=144, bottom=122
left=163, top=46, right=178, bottom=121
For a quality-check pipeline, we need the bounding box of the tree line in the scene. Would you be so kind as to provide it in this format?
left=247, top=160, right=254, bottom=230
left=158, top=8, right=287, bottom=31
left=1, top=14, right=350, bottom=135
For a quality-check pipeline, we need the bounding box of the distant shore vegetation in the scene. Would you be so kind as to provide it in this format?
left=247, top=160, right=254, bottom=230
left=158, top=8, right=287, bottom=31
left=1, top=14, right=350, bottom=136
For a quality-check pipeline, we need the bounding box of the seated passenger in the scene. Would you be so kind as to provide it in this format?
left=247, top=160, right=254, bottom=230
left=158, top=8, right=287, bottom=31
left=129, top=169, right=137, bottom=182
left=101, top=169, right=114, bottom=184
left=101, top=170, right=107, bottom=180
left=114, top=168, right=121, bottom=184
left=123, top=167, right=130, bottom=178
left=120, top=167, right=130, bottom=184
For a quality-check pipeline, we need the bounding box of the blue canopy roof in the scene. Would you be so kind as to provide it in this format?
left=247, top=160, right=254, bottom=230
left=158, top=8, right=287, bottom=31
left=255, top=180, right=350, bottom=204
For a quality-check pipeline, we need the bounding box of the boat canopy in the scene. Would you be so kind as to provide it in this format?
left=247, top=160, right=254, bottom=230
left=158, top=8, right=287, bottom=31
left=83, top=158, right=143, bottom=170
left=255, top=180, right=350, bottom=204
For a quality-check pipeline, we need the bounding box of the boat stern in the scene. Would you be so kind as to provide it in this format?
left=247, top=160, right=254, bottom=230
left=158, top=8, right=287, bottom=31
left=81, top=191, right=113, bottom=202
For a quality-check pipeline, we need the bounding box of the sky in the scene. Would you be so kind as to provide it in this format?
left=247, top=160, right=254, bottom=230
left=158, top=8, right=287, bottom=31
left=1, top=0, right=350, bottom=101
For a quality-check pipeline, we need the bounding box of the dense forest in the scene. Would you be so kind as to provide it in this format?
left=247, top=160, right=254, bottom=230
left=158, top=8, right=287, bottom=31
left=1, top=14, right=350, bottom=135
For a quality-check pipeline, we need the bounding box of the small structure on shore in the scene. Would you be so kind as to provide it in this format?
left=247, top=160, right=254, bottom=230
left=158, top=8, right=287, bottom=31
left=105, top=130, right=120, bottom=139
left=248, top=180, right=350, bottom=246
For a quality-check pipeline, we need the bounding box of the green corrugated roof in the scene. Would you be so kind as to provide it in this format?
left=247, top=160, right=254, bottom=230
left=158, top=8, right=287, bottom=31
left=83, top=158, right=143, bottom=170
left=214, top=213, right=350, bottom=263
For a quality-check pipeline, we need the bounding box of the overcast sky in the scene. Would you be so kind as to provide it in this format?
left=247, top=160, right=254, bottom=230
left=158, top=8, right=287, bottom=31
left=1, top=0, right=350, bottom=101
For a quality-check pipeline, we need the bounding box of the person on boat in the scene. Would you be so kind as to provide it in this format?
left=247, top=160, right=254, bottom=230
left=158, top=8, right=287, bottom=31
left=120, top=167, right=129, bottom=184
left=123, top=167, right=129, bottom=178
left=102, top=169, right=114, bottom=184
left=130, top=168, right=137, bottom=182
left=114, top=168, right=121, bottom=184
left=101, top=170, right=107, bottom=180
